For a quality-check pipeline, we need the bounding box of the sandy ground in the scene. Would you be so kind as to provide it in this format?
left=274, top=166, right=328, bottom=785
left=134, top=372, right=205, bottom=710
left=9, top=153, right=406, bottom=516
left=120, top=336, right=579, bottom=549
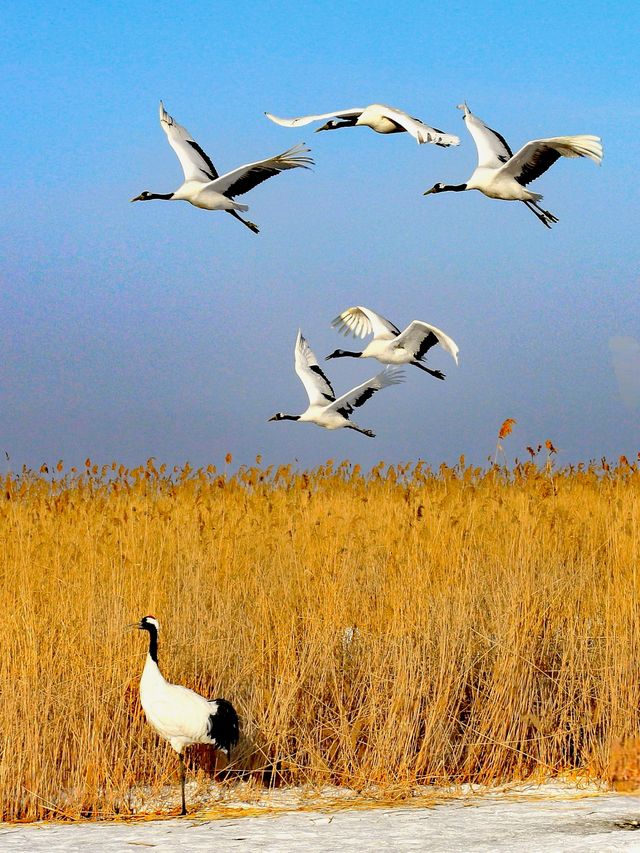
left=3, top=787, right=640, bottom=852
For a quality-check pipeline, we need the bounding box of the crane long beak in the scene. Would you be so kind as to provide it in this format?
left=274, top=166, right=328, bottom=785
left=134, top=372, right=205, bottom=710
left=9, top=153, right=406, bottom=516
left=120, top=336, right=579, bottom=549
left=128, top=621, right=143, bottom=630
left=423, top=187, right=436, bottom=196
left=130, top=194, right=144, bottom=203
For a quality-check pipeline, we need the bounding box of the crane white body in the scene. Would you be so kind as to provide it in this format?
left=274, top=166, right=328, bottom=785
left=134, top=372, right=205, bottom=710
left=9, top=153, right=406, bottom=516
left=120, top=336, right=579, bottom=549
left=169, top=180, right=243, bottom=212
left=140, top=653, right=225, bottom=755
left=359, top=333, right=451, bottom=363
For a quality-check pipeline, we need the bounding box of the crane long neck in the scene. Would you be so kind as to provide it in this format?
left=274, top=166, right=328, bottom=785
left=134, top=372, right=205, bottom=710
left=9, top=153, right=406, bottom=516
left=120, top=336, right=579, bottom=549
left=146, top=625, right=158, bottom=663
left=148, top=192, right=174, bottom=201
left=330, top=118, right=358, bottom=129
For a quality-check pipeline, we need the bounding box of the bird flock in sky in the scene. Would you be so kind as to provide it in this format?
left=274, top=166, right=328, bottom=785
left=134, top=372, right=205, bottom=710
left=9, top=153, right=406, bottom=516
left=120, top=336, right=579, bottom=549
left=131, top=98, right=602, bottom=812
left=132, top=99, right=602, bottom=439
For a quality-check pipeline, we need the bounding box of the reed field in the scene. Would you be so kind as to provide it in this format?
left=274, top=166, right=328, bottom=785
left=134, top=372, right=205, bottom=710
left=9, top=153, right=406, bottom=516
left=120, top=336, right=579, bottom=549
left=1, top=446, right=639, bottom=821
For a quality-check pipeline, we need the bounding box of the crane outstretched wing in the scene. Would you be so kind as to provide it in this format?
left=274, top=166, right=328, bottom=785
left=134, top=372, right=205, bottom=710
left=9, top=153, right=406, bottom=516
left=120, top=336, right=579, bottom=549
left=294, top=330, right=336, bottom=406
left=204, top=144, right=313, bottom=198
left=392, top=321, right=459, bottom=364
left=331, top=306, right=400, bottom=341
left=376, top=105, right=460, bottom=146
left=497, top=135, right=603, bottom=185
left=459, top=103, right=513, bottom=169
left=265, top=108, right=365, bottom=128
left=326, top=366, right=404, bottom=417
left=159, top=101, right=219, bottom=182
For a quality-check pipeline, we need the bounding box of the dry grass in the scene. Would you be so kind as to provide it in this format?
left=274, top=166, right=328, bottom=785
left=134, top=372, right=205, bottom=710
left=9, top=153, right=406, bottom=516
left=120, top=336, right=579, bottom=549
left=1, top=451, right=639, bottom=820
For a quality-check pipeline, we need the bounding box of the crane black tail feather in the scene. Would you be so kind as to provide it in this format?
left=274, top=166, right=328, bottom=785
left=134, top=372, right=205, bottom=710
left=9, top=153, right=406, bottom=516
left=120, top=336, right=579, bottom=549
left=207, top=697, right=240, bottom=754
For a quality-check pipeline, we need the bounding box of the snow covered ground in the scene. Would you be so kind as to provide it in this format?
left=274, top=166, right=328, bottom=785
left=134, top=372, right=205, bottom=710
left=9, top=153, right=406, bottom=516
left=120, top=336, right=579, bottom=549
left=3, top=786, right=640, bottom=852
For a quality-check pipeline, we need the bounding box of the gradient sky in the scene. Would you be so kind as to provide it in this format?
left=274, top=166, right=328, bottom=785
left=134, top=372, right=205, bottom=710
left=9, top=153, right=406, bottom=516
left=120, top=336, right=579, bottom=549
left=2, top=0, right=638, bottom=471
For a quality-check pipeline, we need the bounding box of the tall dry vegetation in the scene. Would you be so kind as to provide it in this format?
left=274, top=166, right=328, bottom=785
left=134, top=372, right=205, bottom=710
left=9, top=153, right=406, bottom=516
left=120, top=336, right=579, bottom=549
left=1, top=452, right=639, bottom=820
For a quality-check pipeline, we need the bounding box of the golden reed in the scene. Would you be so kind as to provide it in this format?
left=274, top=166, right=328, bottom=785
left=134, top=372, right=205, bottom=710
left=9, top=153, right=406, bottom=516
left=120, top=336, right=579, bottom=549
left=1, top=451, right=639, bottom=820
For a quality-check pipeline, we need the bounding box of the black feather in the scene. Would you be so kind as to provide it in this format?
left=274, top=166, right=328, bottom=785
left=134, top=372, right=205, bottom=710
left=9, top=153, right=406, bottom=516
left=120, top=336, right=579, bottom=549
left=309, top=364, right=336, bottom=400
left=186, top=139, right=218, bottom=180
left=415, top=331, right=439, bottom=361
left=224, top=153, right=312, bottom=199
left=336, top=385, right=379, bottom=418
left=206, top=698, right=240, bottom=756
left=486, top=124, right=514, bottom=158
left=515, top=147, right=561, bottom=186
left=224, top=166, right=283, bottom=199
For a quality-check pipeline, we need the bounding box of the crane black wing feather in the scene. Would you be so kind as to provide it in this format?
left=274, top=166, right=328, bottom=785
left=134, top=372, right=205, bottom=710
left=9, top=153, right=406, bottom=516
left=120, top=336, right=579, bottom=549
left=224, top=165, right=286, bottom=199
left=487, top=125, right=513, bottom=161
left=206, top=698, right=240, bottom=755
left=336, top=385, right=377, bottom=417
left=309, top=364, right=336, bottom=401
left=415, top=331, right=440, bottom=361
left=187, top=140, right=219, bottom=180
left=214, top=146, right=313, bottom=199
left=514, top=147, right=562, bottom=186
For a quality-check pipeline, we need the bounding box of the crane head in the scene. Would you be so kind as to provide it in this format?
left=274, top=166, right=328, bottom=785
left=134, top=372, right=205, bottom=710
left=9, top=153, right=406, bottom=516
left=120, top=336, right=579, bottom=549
left=134, top=615, right=160, bottom=632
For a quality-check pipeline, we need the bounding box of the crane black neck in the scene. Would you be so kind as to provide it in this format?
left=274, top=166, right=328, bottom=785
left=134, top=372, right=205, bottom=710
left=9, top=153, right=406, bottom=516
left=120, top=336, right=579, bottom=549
left=143, top=624, right=159, bottom=663
left=440, top=183, right=467, bottom=192
left=330, top=349, right=362, bottom=359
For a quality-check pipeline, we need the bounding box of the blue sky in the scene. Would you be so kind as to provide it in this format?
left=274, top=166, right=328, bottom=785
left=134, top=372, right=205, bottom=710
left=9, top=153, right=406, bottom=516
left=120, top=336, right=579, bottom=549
left=1, top=1, right=638, bottom=471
